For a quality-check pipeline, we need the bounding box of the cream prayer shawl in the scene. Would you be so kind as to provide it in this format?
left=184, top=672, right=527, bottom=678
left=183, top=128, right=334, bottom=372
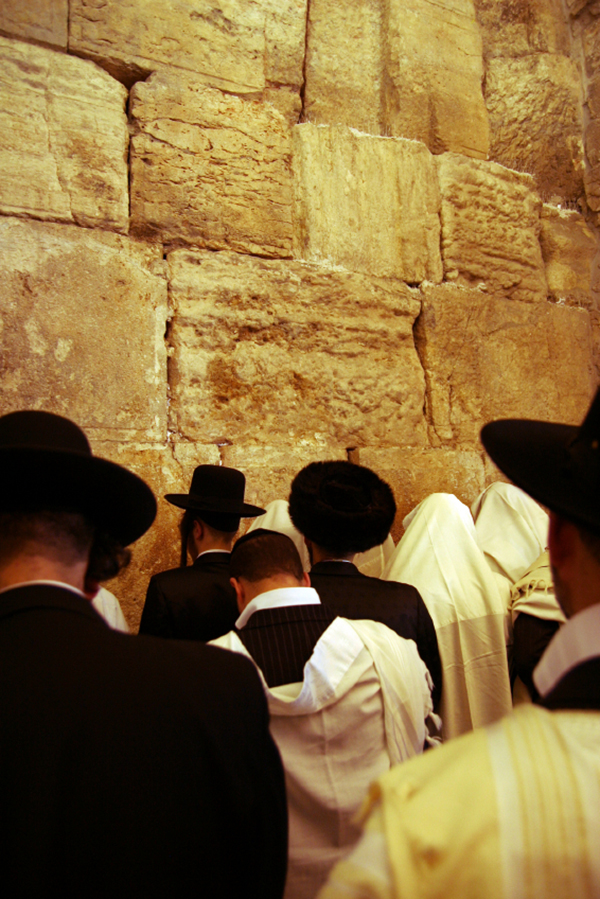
left=319, top=705, right=600, bottom=899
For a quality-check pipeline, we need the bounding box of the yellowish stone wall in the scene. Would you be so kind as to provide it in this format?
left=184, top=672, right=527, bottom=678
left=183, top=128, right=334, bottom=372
left=0, top=0, right=597, bottom=630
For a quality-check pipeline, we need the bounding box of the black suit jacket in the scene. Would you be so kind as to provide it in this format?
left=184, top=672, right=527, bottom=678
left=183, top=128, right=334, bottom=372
left=0, top=584, right=287, bottom=899
left=236, top=603, right=336, bottom=687
left=309, top=561, right=442, bottom=710
left=539, top=657, right=600, bottom=711
left=139, top=551, right=237, bottom=641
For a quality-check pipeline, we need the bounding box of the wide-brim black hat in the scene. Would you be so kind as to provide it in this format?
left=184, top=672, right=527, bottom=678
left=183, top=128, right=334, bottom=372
left=481, top=387, right=600, bottom=536
left=165, top=465, right=265, bottom=517
left=0, top=410, right=156, bottom=546
left=288, top=460, right=396, bottom=554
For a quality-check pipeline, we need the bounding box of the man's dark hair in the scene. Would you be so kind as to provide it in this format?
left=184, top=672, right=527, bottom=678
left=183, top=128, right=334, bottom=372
left=178, top=509, right=238, bottom=567
left=0, top=510, right=130, bottom=586
left=230, top=529, right=304, bottom=582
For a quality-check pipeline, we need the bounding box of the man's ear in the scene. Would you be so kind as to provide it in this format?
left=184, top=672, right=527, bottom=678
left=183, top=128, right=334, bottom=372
left=301, top=571, right=311, bottom=588
left=230, top=576, right=246, bottom=613
left=192, top=519, right=204, bottom=542
left=548, top=512, right=577, bottom=573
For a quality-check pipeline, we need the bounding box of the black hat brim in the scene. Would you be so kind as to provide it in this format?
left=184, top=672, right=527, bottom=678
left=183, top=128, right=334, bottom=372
left=480, top=419, right=600, bottom=533
left=164, top=494, right=266, bottom=517
left=0, top=446, right=156, bottom=546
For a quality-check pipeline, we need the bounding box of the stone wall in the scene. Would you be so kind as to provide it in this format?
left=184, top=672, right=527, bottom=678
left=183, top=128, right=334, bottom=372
left=0, top=0, right=598, bottom=630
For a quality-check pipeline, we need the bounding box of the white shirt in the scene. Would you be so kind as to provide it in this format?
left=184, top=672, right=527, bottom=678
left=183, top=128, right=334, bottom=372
left=236, top=586, right=320, bottom=629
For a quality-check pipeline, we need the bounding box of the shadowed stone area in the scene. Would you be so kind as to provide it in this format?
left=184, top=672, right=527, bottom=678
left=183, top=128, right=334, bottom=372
left=0, top=217, right=168, bottom=442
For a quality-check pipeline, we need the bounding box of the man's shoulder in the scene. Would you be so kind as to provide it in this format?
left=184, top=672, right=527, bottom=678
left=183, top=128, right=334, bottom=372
left=311, top=564, right=420, bottom=600
left=150, top=555, right=231, bottom=588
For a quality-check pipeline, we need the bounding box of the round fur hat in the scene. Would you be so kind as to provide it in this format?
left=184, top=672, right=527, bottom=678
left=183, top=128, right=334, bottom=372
left=288, top=460, right=396, bottom=554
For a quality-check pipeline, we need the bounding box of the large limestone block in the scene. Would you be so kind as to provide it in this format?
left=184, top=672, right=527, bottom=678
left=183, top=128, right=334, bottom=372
left=0, top=37, right=128, bottom=231
left=167, top=249, right=427, bottom=448
left=415, top=283, right=594, bottom=447
left=130, top=75, right=293, bottom=257
left=382, top=0, right=489, bottom=159
left=437, top=154, right=547, bottom=302
left=303, top=0, right=383, bottom=132
left=0, top=217, right=168, bottom=442
left=474, top=0, right=571, bottom=58
left=70, top=0, right=306, bottom=120
left=0, top=0, right=67, bottom=48
left=293, top=124, right=442, bottom=282
left=219, top=445, right=348, bottom=511
left=540, top=205, right=598, bottom=306
left=359, top=447, right=486, bottom=539
left=485, top=54, right=584, bottom=205
left=96, top=442, right=220, bottom=631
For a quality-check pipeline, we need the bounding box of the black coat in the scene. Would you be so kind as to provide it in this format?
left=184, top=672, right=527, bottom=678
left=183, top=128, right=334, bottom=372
left=539, top=657, right=600, bottom=711
left=0, top=584, right=288, bottom=899
left=139, top=551, right=238, bottom=641
left=309, top=561, right=443, bottom=710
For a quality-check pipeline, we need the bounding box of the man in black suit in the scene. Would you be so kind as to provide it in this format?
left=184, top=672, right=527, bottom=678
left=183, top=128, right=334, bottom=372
left=139, top=464, right=265, bottom=640
left=288, top=461, right=442, bottom=709
left=0, top=411, right=287, bottom=899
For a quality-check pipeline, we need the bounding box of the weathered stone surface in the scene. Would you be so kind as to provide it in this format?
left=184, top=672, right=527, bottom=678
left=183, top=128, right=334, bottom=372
left=0, top=217, right=168, bottom=442
left=474, top=0, right=571, bottom=58
left=437, top=154, right=547, bottom=302
left=485, top=54, right=584, bottom=205
left=415, top=283, right=594, bottom=447
left=219, top=445, right=348, bottom=511
left=0, top=0, right=67, bottom=48
left=584, top=73, right=600, bottom=214
left=293, top=124, right=442, bottom=282
left=70, top=0, right=307, bottom=120
left=382, top=0, right=489, bottom=159
left=303, top=0, right=383, bottom=133
left=130, top=74, right=293, bottom=256
left=0, top=37, right=128, bottom=231
left=358, top=447, right=486, bottom=540
left=541, top=205, right=598, bottom=306
left=167, top=249, right=427, bottom=448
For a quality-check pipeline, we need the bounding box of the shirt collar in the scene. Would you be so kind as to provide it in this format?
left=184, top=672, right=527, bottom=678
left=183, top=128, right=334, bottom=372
left=0, top=579, right=87, bottom=599
left=236, top=586, right=321, bottom=629
left=534, top=603, right=600, bottom=696
left=195, top=549, right=230, bottom=560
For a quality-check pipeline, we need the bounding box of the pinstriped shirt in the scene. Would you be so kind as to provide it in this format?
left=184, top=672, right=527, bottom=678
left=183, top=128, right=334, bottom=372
left=235, top=588, right=336, bottom=687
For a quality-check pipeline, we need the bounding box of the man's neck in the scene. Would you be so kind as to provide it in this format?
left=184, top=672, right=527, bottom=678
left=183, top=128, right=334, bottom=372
left=0, top=554, right=87, bottom=593
left=311, top=544, right=355, bottom=565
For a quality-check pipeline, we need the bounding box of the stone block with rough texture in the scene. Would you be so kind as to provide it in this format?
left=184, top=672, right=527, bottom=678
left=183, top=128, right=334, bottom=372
left=0, top=217, right=168, bottom=442
left=293, top=124, right=442, bottom=282
left=167, top=249, right=427, bottom=448
left=541, top=205, right=598, bottom=306
left=358, top=447, right=486, bottom=540
left=382, top=0, right=489, bottom=159
left=584, top=73, right=600, bottom=214
left=437, top=154, right=547, bottom=302
left=0, top=0, right=67, bottom=48
left=70, top=0, right=306, bottom=121
left=130, top=75, right=293, bottom=257
left=474, top=0, right=571, bottom=58
left=303, top=0, right=383, bottom=133
left=96, top=442, right=221, bottom=632
left=415, top=283, right=594, bottom=447
left=219, top=445, right=349, bottom=511
left=485, top=54, right=584, bottom=205
left=0, top=37, right=128, bottom=231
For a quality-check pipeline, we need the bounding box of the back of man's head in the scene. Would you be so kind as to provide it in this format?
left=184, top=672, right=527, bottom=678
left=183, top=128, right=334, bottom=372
left=230, top=529, right=304, bottom=583
left=288, top=460, right=396, bottom=556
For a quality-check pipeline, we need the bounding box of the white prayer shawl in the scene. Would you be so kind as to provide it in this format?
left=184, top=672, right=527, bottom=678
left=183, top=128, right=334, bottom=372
left=247, top=499, right=395, bottom=577
left=91, top=587, right=129, bottom=633
left=318, top=706, right=600, bottom=899
left=510, top=551, right=566, bottom=625
left=212, top=617, right=434, bottom=899
left=384, top=492, right=514, bottom=739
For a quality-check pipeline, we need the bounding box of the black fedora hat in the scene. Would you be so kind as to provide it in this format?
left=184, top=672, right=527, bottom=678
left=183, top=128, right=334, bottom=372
left=481, top=387, right=600, bottom=535
left=0, top=410, right=156, bottom=546
left=165, top=465, right=265, bottom=518
left=288, top=460, right=396, bottom=554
